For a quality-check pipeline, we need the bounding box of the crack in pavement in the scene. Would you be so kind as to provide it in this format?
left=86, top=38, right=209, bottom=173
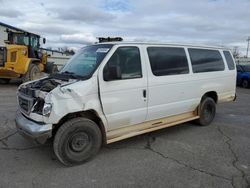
left=217, top=125, right=250, bottom=188
left=144, top=134, right=232, bottom=183
left=0, top=131, right=49, bottom=151
left=0, top=131, right=17, bottom=144
left=0, top=145, right=48, bottom=151
left=106, top=134, right=232, bottom=183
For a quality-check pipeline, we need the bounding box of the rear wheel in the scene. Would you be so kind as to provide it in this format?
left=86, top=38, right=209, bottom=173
left=53, top=117, right=102, bottom=166
left=23, top=64, right=41, bottom=82
left=50, top=64, right=58, bottom=74
left=242, top=79, right=249, bottom=88
left=0, top=78, right=10, bottom=84
left=196, top=97, right=216, bottom=126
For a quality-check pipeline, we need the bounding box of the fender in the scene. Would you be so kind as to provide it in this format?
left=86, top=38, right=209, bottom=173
left=24, top=58, right=43, bottom=73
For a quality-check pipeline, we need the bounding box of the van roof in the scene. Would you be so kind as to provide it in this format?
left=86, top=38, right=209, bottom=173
left=98, top=41, right=229, bottom=50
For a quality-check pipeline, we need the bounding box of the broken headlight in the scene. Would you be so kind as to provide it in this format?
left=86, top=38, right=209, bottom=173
left=42, top=103, right=52, bottom=116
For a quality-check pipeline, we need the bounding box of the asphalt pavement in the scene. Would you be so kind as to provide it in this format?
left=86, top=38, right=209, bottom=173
left=0, top=81, right=250, bottom=188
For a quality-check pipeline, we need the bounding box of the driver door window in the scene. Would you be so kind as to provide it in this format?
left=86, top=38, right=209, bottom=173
left=103, top=47, right=142, bottom=81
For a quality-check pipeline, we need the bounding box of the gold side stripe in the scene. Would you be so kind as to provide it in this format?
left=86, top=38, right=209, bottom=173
left=106, top=111, right=199, bottom=144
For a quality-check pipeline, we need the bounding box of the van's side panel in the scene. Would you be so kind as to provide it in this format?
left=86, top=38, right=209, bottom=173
left=143, top=45, right=236, bottom=122
left=218, top=50, right=237, bottom=103
left=186, top=48, right=236, bottom=104
left=143, top=45, right=198, bottom=121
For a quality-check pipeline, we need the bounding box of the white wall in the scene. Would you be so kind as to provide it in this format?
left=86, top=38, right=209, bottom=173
left=0, top=26, right=8, bottom=46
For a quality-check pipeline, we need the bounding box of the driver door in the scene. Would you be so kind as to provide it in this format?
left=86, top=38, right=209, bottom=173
left=98, top=46, right=148, bottom=130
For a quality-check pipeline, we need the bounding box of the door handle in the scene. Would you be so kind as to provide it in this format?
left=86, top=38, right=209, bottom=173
left=143, top=89, right=146, bottom=98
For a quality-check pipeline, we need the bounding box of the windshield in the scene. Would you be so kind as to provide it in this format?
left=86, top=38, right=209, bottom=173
left=11, top=33, right=39, bottom=49
left=30, top=36, right=39, bottom=49
left=242, top=65, right=250, bottom=72
left=12, top=34, right=29, bottom=46
left=60, top=44, right=113, bottom=78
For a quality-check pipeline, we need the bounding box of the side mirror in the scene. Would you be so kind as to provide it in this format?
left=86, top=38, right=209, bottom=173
left=43, top=38, right=46, bottom=44
left=103, top=65, right=121, bottom=81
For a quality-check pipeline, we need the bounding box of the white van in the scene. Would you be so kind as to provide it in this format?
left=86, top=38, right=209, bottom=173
left=16, top=41, right=236, bottom=165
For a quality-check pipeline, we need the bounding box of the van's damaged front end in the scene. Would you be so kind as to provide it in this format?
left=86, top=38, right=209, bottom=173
left=15, top=75, right=86, bottom=144
left=15, top=43, right=113, bottom=144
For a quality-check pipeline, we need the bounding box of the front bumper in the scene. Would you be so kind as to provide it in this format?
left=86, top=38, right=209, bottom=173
left=15, top=110, right=52, bottom=144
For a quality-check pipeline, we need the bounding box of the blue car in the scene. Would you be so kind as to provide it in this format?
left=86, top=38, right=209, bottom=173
left=236, top=64, right=250, bottom=88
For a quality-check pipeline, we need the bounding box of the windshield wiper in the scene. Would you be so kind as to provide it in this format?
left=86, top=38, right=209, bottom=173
left=60, top=71, right=85, bottom=79
left=50, top=71, right=88, bottom=81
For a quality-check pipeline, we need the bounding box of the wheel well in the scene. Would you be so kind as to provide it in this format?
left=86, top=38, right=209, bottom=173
left=241, top=77, right=250, bottom=82
left=202, top=91, right=218, bottom=103
left=30, top=60, right=40, bottom=65
left=52, top=110, right=107, bottom=144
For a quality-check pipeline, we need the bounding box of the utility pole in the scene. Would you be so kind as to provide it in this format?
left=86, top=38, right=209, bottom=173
left=247, top=36, right=250, bottom=58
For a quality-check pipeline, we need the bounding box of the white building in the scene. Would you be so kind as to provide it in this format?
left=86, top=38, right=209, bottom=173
left=0, top=22, right=13, bottom=46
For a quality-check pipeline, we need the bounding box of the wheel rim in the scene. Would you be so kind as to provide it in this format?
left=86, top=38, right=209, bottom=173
left=68, top=132, right=90, bottom=152
left=203, top=103, right=214, bottom=122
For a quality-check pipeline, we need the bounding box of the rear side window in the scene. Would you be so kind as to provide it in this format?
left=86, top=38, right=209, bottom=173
left=147, top=47, right=189, bottom=76
left=188, top=49, right=225, bottom=73
left=223, top=51, right=235, bottom=70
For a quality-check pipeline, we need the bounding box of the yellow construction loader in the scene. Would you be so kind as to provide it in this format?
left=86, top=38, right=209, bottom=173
left=0, top=25, right=58, bottom=83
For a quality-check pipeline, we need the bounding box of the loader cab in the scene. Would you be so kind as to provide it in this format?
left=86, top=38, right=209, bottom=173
left=7, top=30, right=41, bottom=58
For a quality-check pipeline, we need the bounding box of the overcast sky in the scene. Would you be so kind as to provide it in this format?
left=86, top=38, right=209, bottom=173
left=0, top=0, right=250, bottom=55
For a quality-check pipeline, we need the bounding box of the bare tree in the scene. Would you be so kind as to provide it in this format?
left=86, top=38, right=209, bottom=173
left=57, top=47, right=75, bottom=55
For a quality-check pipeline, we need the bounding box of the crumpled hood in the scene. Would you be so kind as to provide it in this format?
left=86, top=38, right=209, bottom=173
left=19, top=77, right=77, bottom=98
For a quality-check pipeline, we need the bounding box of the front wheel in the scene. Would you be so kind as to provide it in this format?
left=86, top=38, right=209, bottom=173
left=53, top=117, right=102, bottom=166
left=196, top=97, right=216, bottom=126
left=23, top=64, right=41, bottom=82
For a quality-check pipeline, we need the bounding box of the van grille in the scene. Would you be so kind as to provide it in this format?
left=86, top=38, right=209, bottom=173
left=0, top=47, right=6, bottom=67
left=18, top=94, right=34, bottom=114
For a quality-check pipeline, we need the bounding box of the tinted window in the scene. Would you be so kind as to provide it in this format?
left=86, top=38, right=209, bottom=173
left=147, top=47, right=189, bottom=76
left=242, top=65, right=250, bottom=72
left=223, top=51, right=235, bottom=70
left=104, top=47, right=142, bottom=80
left=188, top=49, right=225, bottom=73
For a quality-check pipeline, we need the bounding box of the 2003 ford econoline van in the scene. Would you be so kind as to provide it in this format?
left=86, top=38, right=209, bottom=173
left=16, top=40, right=236, bottom=165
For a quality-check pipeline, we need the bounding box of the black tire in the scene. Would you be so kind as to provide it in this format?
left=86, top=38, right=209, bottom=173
left=53, top=117, right=102, bottom=166
left=50, top=64, right=58, bottom=74
left=23, top=64, right=41, bottom=82
left=196, top=97, right=216, bottom=126
left=0, top=78, right=10, bottom=84
left=45, top=62, right=58, bottom=74
left=242, top=79, right=250, bottom=88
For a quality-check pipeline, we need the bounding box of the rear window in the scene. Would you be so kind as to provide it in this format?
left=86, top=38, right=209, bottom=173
left=188, top=49, right=225, bottom=73
left=223, top=51, right=235, bottom=70
left=147, top=47, right=189, bottom=76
